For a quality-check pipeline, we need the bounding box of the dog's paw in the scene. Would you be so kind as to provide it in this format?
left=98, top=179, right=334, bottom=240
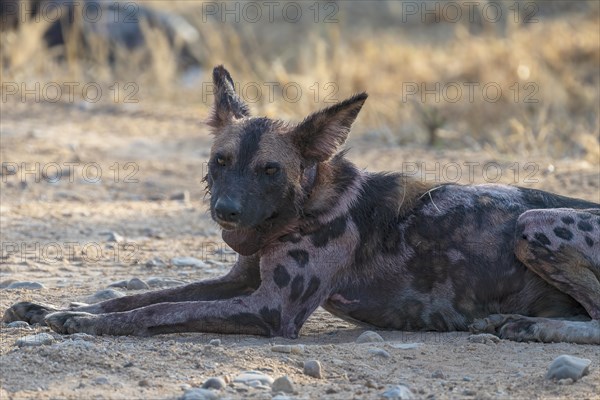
left=3, top=301, right=58, bottom=325
left=45, top=311, right=99, bottom=335
left=469, top=314, right=509, bottom=334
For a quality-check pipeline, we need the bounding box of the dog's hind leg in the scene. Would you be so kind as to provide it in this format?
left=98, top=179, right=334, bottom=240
left=3, top=254, right=260, bottom=325
left=515, top=208, right=600, bottom=320
left=470, top=314, right=600, bottom=344
left=471, top=208, right=600, bottom=344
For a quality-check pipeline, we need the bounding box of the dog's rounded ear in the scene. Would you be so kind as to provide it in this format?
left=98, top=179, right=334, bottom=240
left=207, top=66, right=250, bottom=131
left=291, top=93, right=367, bottom=162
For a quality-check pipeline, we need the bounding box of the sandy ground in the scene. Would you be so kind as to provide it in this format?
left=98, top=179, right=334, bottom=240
left=1, top=100, right=599, bottom=400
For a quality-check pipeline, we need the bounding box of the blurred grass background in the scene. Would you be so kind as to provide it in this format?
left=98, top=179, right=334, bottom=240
left=1, top=0, right=599, bottom=163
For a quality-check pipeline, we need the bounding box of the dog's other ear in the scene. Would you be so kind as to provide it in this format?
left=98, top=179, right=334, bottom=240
left=292, top=93, right=367, bottom=162
left=207, top=65, right=250, bottom=130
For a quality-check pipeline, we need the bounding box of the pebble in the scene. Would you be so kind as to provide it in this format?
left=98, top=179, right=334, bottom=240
left=202, top=377, right=226, bottom=390
left=272, top=395, right=292, bottom=400
left=171, top=257, right=208, bottom=268
left=368, top=348, right=391, bottom=358
left=389, top=342, right=420, bottom=350
left=233, top=371, right=274, bottom=386
left=546, top=355, right=591, bottom=381
left=93, top=376, right=110, bottom=385
left=146, top=277, right=186, bottom=288
left=107, top=280, right=128, bottom=288
left=80, top=289, right=125, bottom=303
left=16, top=333, right=55, bottom=347
left=127, top=278, right=149, bottom=290
left=431, top=370, right=445, bottom=379
left=271, top=345, right=292, bottom=353
left=106, top=232, right=124, bottom=243
left=145, top=258, right=167, bottom=268
left=170, top=191, right=190, bottom=202
left=209, top=339, right=221, bottom=346
left=272, top=376, right=295, bottom=393
left=270, top=344, right=306, bottom=354
left=303, top=360, right=323, bottom=378
left=468, top=333, right=500, bottom=344
left=6, top=321, right=31, bottom=329
left=180, top=388, right=218, bottom=400
left=381, top=385, right=414, bottom=399
left=5, top=281, right=45, bottom=290
left=356, top=330, right=384, bottom=343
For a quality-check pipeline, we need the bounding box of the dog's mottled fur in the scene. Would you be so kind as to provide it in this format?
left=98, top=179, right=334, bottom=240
left=5, top=66, right=600, bottom=344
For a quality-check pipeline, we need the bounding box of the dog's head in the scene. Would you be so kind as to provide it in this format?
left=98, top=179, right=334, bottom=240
left=204, top=66, right=367, bottom=255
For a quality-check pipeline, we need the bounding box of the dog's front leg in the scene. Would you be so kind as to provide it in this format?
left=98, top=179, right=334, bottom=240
left=3, top=254, right=260, bottom=324
left=45, top=253, right=330, bottom=337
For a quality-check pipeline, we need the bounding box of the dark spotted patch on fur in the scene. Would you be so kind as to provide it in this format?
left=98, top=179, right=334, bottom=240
left=288, top=249, right=309, bottom=268
left=577, top=212, right=592, bottom=220
left=300, top=276, right=321, bottom=303
left=273, top=264, right=291, bottom=288
left=561, top=216, right=575, bottom=225
left=553, top=227, right=573, bottom=241
left=236, top=118, right=269, bottom=169
left=577, top=220, right=593, bottom=232
left=290, top=276, right=304, bottom=302
left=259, top=306, right=282, bottom=333
left=227, top=313, right=270, bottom=336
left=430, top=312, right=449, bottom=331
left=519, top=188, right=600, bottom=209
left=294, top=307, right=309, bottom=327
left=349, top=173, right=408, bottom=266
left=310, top=216, right=347, bottom=247
left=534, top=233, right=551, bottom=246
left=585, top=236, right=594, bottom=247
left=279, top=233, right=302, bottom=243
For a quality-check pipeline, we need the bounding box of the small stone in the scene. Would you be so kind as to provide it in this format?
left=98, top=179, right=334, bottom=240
left=356, top=330, right=384, bottom=343
left=271, top=345, right=292, bottom=353
left=5, top=281, right=45, bottom=290
left=381, top=385, right=414, bottom=399
left=80, top=289, right=125, bottom=303
left=6, top=321, right=31, bottom=329
left=272, top=376, right=294, bottom=393
left=107, top=280, right=129, bottom=288
left=16, top=333, right=55, bottom=347
left=106, top=232, right=124, bottom=243
left=145, top=258, right=167, bottom=268
left=389, top=342, right=420, bottom=350
left=127, top=278, right=149, bottom=290
left=546, top=355, right=591, bottom=381
left=202, top=377, right=226, bottom=390
left=170, top=191, right=190, bottom=202
left=368, top=348, right=391, bottom=358
left=138, top=379, right=151, bottom=387
left=180, top=388, right=218, bottom=400
left=272, top=395, right=292, bottom=400
left=146, top=277, right=186, bottom=288
left=171, top=257, right=207, bottom=268
left=303, top=360, right=322, bottom=378
left=290, top=344, right=305, bottom=354
left=233, top=371, right=274, bottom=386
left=463, top=376, right=473, bottom=381
left=365, top=379, right=379, bottom=389
left=209, top=339, right=221, bottom=347
left=468, top=333, right=500, bottom=344
left=431, top=370, right=445, bottom=379
left=93, top=376, right=109, bottom=385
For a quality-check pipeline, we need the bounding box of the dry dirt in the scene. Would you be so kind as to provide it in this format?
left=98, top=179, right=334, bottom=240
left=1, top=100, right=599, bottom=400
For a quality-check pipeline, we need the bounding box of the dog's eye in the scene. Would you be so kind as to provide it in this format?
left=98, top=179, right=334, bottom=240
left=215, top=156, right=226, bottom=166
left=264, top=163, right=280, bottom=176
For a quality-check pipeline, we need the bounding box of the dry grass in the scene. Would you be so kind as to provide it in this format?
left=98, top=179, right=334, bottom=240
left=1, top=0, right=598, bottom=163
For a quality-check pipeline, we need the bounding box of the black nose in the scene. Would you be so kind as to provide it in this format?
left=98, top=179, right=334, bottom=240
left=215, top=197, right=242, bottom=223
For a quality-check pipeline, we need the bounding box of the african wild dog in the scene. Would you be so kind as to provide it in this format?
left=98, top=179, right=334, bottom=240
left=4, top=66, right=600, bottom=344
